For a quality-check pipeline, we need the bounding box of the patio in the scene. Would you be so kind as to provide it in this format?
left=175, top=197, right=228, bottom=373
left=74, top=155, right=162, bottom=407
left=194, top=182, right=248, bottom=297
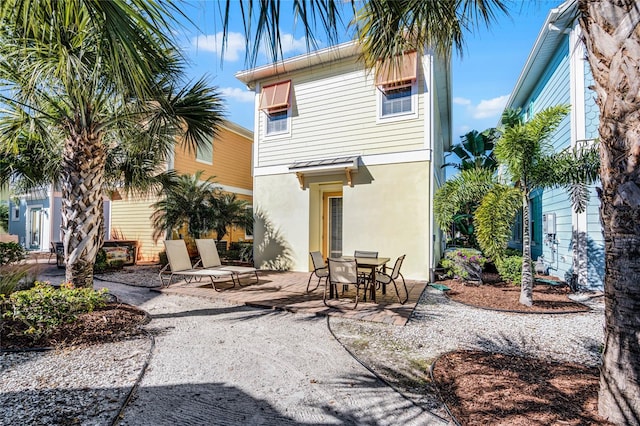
left=154, top=270, right=427, bottom=326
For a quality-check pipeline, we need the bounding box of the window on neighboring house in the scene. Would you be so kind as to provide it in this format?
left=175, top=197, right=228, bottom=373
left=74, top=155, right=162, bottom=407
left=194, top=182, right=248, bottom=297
left=260, top=80, right=291, bottom=136
left=376, top=51, right=418, bottom=120
left=196, top=140, right=213, bottom=164
left=11, top=205, right=19, bottom=221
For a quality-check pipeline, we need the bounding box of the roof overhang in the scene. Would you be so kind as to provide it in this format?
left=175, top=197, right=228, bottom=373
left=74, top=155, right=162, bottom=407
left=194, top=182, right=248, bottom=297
left=236, top=41, right=360, bottom=88
left=504, top=0, right=578, bottom=112
left=289, top=156, right=360, bottom=188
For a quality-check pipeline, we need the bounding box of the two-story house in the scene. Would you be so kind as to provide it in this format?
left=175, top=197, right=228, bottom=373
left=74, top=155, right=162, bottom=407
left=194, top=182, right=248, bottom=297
left=236, top=41, right=451, bottom=280
left=110, top=120, right=254, bottom=262
left=504, top=0, right=603, bottom=290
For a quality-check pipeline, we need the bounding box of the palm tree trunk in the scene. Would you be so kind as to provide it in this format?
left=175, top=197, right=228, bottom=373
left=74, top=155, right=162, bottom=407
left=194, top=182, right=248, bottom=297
left=520, top=190, right=533, bottom=306
left=60, top=129, right=106, bottom=288
left=579, top=1, right=640, bottom=423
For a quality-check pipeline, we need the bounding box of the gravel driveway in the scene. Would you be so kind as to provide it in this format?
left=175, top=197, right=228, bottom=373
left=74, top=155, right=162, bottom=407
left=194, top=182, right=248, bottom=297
left=2, top=267, right=603, bottom=426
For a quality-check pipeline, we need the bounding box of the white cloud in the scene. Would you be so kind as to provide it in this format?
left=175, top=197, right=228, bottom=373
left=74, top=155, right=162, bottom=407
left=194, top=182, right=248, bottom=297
left=453, top=97, right=472, bottom=106
left=220, top=87, right=255, bottom=103
left=192, top=31, right=246, bottom=62
left=472, top=95, right=510, bottom=119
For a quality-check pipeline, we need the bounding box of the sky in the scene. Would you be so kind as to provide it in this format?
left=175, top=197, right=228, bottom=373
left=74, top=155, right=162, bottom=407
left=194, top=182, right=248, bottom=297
left=175, top=1, right=564, bottom=145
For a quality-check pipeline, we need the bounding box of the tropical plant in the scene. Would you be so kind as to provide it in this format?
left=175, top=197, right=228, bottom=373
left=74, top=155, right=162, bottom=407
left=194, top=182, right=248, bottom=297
left=0, top=203, right=8, bottom=232
left=1, top=281, right=107, bottom=342
left=434, top=168, right=497, bottom=249
left=445, top=128, right=499, bottom=171
left=151, top=171, right=221, bottom=242
left=494, top=105, right=600, bottom=306
left=440, top=248, right=487, bottom=282
left=494, top=105, right=565, bottom=306
left=0, top=0, right=225, bottom=288
left=211, top=193, right=253, bottom=243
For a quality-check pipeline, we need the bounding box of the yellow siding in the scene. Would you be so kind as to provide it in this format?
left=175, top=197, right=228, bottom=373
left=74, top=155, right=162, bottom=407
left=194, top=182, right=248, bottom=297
left=256, top=56, right=428, bottom=167
left=174, top=125, right=253, bottom=192
left=110, top=196, right=162, bottom=262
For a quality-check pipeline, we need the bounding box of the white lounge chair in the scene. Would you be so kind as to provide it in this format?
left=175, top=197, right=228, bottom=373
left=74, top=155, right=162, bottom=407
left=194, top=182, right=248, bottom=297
left=160, top=240, right=235, bottom=291
left=195, top=239, right=259, bottom=285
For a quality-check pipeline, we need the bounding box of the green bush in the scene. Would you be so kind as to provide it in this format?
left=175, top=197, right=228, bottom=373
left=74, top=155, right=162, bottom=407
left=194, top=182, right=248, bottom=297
left=0, top=242, right=26, bottom=266
left=497, top=255, right=524, bottom=285
left=441, top=248, right=487, bottom=282
left=1, top=282, right=107, bottom=341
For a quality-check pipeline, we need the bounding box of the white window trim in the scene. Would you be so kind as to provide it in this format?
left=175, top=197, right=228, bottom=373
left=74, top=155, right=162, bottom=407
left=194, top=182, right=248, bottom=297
left=263, top=107, right=292, bottom=138
left=376, top=81, right=419, bottom=123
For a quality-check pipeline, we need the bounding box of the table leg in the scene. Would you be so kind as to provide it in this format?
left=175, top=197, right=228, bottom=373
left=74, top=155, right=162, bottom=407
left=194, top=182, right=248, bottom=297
left=370, top=269, right=377, bottom=302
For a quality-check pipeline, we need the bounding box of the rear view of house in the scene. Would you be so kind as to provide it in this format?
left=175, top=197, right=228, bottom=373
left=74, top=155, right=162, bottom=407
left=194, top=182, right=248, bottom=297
left=236, top=41, right=451, bottom=280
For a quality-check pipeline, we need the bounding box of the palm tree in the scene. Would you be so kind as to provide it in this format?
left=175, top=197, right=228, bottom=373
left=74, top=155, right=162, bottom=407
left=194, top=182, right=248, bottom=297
left=434, top=168, right=499, bottom=249
left=445, top=128, right=499, bottom=171
left=151, top=172, right=221, bottom=242
left=0, top=1, right=225, bottom=287
left=578, top=2, right=640, bottom=422
left=211, top=193, right=253, bottom=243
left=494, top=105, right=579, bottom=306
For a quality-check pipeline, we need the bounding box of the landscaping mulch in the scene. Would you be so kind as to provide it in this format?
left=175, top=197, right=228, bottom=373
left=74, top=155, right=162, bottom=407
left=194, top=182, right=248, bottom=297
left=432, top=350, right=612, bottom=425
left=0, top=303, right=148, bottom=350
left=441, top=273, right=590, bottom=313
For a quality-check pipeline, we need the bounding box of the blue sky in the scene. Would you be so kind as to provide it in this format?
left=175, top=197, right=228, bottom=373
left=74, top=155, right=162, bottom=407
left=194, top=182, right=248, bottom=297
left=176, top=1, right=563, bottom=142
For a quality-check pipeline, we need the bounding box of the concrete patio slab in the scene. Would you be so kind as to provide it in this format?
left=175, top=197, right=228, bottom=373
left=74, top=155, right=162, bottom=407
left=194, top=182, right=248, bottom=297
left=155, top=270, right=426, bottom=326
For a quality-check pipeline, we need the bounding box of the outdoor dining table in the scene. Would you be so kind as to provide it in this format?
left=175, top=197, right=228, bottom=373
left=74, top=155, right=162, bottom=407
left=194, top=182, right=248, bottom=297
left=339, top=255, right=391, bottom=302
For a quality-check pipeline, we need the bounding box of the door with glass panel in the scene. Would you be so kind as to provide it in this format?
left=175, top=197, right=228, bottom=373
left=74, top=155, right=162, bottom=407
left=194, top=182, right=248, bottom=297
left=322, top=192, right=343, bottom=259
left=27, top=206, right=43, bottom=250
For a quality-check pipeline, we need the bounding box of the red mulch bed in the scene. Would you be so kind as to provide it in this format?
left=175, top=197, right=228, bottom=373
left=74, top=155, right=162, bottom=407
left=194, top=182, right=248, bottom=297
left=441, top=273, right=589, bottom=313
left=0, top=303, right=148, bottom=350
left=432, top=351, right=612, bottom=425
left=430, top=273, right=608, bottom=424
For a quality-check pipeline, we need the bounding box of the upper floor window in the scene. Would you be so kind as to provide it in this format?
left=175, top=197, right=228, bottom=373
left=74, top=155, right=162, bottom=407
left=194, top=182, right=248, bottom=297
left=376, top=51, right=418, bottom=120
left=260, top=80, right=291, bottom=136
left=11, top=205, right=19, bottom=221
left=381, top=86, right=413, bottom=116
left=196, top=140, right=213, bottom=164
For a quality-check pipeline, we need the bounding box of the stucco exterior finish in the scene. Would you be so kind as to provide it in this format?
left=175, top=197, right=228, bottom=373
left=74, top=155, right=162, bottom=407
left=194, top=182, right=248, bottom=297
left=253, top=173, right=310, bottom=272
left=253, top=162, right=431, bottom=280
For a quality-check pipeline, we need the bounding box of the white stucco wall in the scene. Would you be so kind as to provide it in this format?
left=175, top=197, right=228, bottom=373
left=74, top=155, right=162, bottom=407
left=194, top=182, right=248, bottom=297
left=253, top=161, right=432, bottom=280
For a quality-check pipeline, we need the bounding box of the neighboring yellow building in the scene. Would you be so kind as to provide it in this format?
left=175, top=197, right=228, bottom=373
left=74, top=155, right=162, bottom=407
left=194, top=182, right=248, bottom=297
left=109, top=121, right=253, bottom=262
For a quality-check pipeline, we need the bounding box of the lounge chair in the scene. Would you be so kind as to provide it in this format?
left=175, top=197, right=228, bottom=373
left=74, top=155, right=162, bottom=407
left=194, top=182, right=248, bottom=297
left=375, top=255, right=409, bottom=304
left=160, top=240, right=235, bottom=291
left=195, top=239, right=259, bottom=285
left=325, top=258, right=369, bottom=309
left=307, top=251, right=328, bottom=293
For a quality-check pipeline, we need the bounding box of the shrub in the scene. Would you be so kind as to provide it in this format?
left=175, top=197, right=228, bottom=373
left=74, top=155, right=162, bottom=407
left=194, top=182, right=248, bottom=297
left=441, top=248, right=487, bottom=282
left=0, top=242, right=26, bottom=266
left=1, top=282, right=107, bottom=341
left=497, top=255, right=524, bottom=285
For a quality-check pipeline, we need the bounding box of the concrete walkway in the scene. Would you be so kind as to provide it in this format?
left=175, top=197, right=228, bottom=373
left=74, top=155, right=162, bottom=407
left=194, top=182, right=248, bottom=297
left=37, top=267, right=449, bottom=425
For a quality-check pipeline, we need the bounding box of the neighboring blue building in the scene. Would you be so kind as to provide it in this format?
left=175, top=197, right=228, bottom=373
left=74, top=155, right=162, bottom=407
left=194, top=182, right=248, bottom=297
left=8, top=186, right=110, bottom=253
left=504, top=0, right=604, bottom=290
